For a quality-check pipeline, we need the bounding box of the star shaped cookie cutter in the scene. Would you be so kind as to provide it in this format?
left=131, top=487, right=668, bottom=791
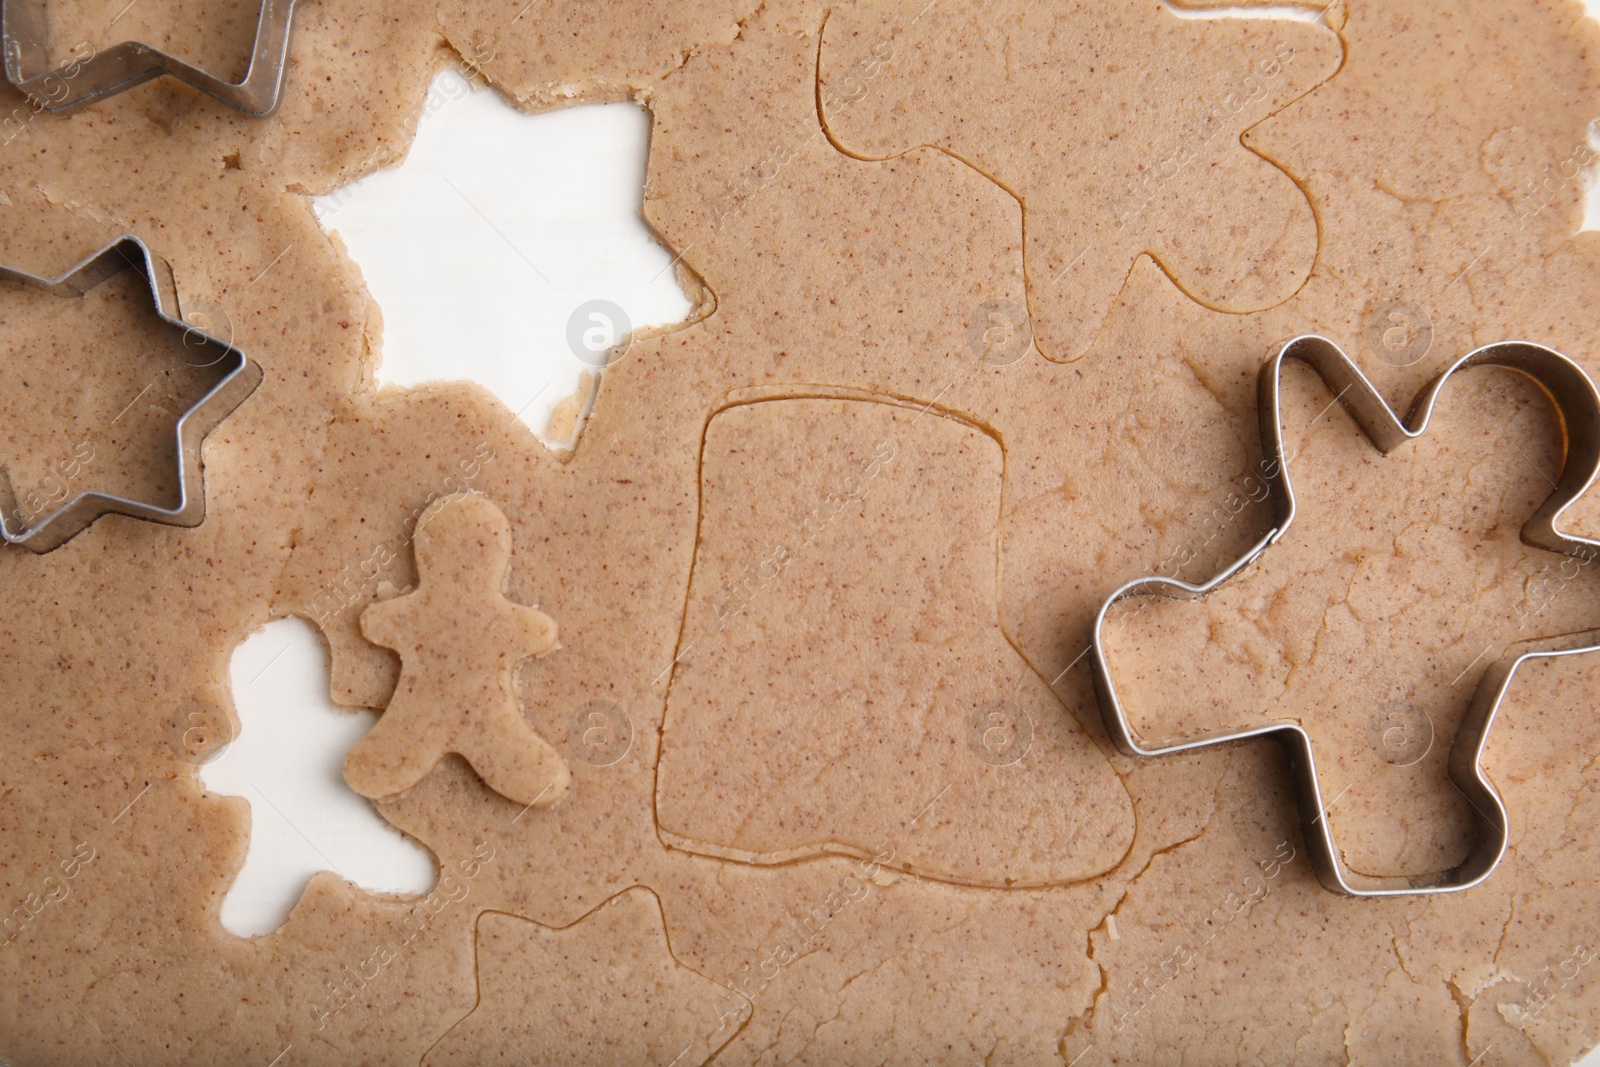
left=1091, top=334, right=1600, bottom=896
left=1, top=235, right=262, bottom=553
left=2, top=0, right=298, bottom=115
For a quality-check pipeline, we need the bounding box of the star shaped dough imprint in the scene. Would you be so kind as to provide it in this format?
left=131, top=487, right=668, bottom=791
left=1091, top=334, right=1600, bottom=897
left=818, top=0, right=1343, bottom=362
left=423, top=888, right=747, bottom=1067
left=346, top=491, right=571, bottom=809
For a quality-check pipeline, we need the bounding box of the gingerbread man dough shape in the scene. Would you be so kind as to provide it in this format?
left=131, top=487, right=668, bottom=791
left=344, top=492, right=570, bottom=809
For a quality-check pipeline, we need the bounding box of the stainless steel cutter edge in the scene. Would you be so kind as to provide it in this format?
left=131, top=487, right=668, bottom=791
left=0, top=234, right=262, bottom=553
left=1090, top=333, right=1600, bottom=896
left=2, top=0, right=298, bottom=116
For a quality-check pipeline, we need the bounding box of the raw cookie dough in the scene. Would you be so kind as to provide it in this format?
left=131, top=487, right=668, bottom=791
left=1, top=0, right=1599, bottom=1064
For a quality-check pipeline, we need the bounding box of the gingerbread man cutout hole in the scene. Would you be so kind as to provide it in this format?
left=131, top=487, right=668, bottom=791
left=344, top=492, right=570, bottom=809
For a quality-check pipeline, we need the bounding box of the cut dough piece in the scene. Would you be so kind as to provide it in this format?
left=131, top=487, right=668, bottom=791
left=657, top=396, right=1133, bottom=886
left=349, top=492, right=568, bottom=808
left=819, top=0, right=1341, bottom=361
left=423, top=888, right=746, bottom=1067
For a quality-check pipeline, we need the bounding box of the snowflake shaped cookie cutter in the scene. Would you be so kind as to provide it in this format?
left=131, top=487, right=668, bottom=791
left=1090, top=334, right=1600, bottom=896
left=2, top=0, right=298, bottom=115
left=0, top=235, right=262, bottom=552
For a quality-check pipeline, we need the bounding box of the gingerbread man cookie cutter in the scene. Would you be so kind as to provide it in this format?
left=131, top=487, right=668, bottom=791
left=1091, top=334, right=1600, bottom=896
left=2, top=0, right=298, bottom=115
left=0, top=235, right=262, bottom=552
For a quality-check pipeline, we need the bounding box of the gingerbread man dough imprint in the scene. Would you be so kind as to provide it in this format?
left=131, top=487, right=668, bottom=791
left=345, top=492, right=570, bottom=808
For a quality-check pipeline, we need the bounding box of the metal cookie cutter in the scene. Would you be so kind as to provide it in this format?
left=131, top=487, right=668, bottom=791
left=2, top=0, right=298, bottom=115
left=1091, top=334, right=1600, bottom=897
left=0, top=235, right=262, bottom=552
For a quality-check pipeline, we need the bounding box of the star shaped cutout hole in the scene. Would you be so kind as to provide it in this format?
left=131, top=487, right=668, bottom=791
left=817, top=0, right=1343, bottom=363
left=311, top=72, right=696, bottom=450
left=345, top=491, right=570, bottom=810
left=1092, top=335, right=1600, bottom=895
left=0, top=236, right=260, bottom=552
